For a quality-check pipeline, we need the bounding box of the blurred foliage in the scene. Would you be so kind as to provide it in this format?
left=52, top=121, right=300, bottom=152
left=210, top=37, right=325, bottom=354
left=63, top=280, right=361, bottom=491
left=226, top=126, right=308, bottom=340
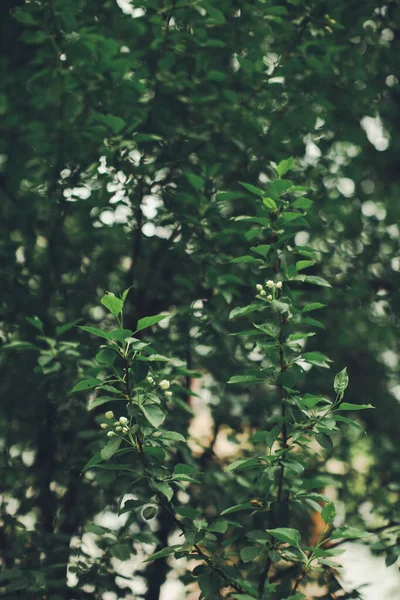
left=0, top=0, right=400, bottom=599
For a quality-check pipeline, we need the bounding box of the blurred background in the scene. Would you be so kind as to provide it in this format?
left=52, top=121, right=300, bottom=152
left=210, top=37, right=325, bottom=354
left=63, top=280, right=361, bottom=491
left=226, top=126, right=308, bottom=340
left=1, top=0, right=400, bottom=598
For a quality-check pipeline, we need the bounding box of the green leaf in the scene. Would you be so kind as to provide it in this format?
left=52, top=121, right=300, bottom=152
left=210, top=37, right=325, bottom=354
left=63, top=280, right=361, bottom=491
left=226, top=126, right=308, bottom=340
left=111, top=543, right=131, bottom=561
left=136, top=313, right=170, bottom=333
left=276, top=157, right=295, bottom=177
left=96, top=350, right=116, bottom=365
left=305, top=276, right=331, bottom=288
left=101, top=293, right=124, bottom=317
left=296, top=260, right=315, bottom=272
left=13, top=9, right=38, bottom=26
left=302, top=352, right=332, bottom=368
left=56, top=319, right=81, bottom=336
left=185, top=172, right=204, bottom=190
left=160, top=431, right=186, bottom=442
left=267, top=527, right=301, bottom=547
left=303, top=316, right=325, bottom=329
left=227, top=375, right=264, bottom=384
left=88, top=396, right=122, bottom=411
left=232, top=595, right=258, bottom=600
left=231, top=255, right=261, bottom=264
left=229, top=304, right=262, bottom=320
left=109, top=328, right=133, bottom=341
left=240, top=546, right=261, bottom=563
left=333, top=367, right=349, bottom=398
left=208, top=520, right=229, bottom=533
left=239, top=182, right=265, bottom=197
left=71, top=378, right=102, bottom=393
left=81, top=452, right=104, bottom=473
left=330, top=526, right=370, bottom=540
left=292, top=197, right=313, bottom=210
left=143, top=505, right=158, bottom=520
left=250, top=244, right=271, bottom=258
left=79, top=326, right=111, bottom=340
left=338, top=403, right=374, bottom=411
left=302, top=303, right=326, bottom=313
left=141, top=405, right=166, bottom=428
left=153, top=480, right=173, bottom=502
left=225, top=458, right=260, bottom=472
left=100, top=437, right=122, bottom=460
left=334, top=415, right=365, bottom=432
left=94, top=112, right=125, bottom=134
left=316, top=433, right=333, bottom=452
left=263, top=197, right=277, bottom=210
left=220, top=503, right=258, bottom=516
left=321, top=502, right=336, bottom=525
left=26, top=316, right=44, bottom=332
left=144, top=545, right=181, bottom=562
left=268, top=179, right=293, bottom=199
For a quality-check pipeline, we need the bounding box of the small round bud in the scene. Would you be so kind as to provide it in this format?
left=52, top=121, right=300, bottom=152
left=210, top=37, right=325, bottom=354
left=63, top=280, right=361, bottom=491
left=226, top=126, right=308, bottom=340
left=276, top=281, right=283, bottom=289
left=115, top=426, right=122, bottom=431
left=165, top=391, right=172, bottom=398
left=266, top=280, right=275, bottom=289
left=147, top=376, right=154, bottom=384
left=105, top=411, right=114, bottom=420
left=107, top=431, right=116, bottom=437
left=122, top=426, right=129, bottom=433
left=119, top=416, right=128, bottom=425
left=159, top=379, right=170, bottom=390
left=256, top=284, right=263, bottom=291
left=260, top=290, right=267, bottom=296
left=267, top=294, right=273, bottom=301
left=100, top=423, right=108, bottom=429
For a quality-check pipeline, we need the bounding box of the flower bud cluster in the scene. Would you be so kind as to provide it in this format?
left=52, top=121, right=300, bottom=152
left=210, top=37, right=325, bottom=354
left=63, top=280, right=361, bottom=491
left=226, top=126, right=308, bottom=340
left=255, top=279, right=283, bottom=300
left=100, top=411, right=130, bottom=437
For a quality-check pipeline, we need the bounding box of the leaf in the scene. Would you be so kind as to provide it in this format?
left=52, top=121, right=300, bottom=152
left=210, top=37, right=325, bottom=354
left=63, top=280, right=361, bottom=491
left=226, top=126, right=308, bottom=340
left=71, top=378, right=102, bottom=393
left=225, top=458, right=260, bottom=472
left=109, top=328, right=133, bottom=341
left=81, top=452, right=104, bottom=473
left=56, top=319, right=81, bottom=336
left=26, top=316, right=44, bottom=332
left=276, top=157, right=295, bottom=177
left=263, top=197, right=277, bottom=210
left=302, top=303, right=326, bottom=313
left=240, top=546, right=261, bottom=563
left=229, top=304, right=262, bottom=320
left=96, top=350, right=116, bottom=365
left=292, top=197, right=313, bottom=210
left=334, top=415, right=365, bottom=432
left=141, top=405, right=166, bottom=428
left=231, top=255, right=261, bottom=264
left=302, top=352, right=332, bottom=368
left=185, top=172, right=204, bottom=190
left=232, top=595, right=258, bottom=600
left=227, top=375, right=264, bottom=384
left=321, top=502, right=336, bottom=525
left=111, top=543, right=131, bottom=561
left=220, top=503, right=258, bottom=516
left=94, top=112, right=125, bottom=134
left=296, top=260, right=315, bottom=271
left=136, top=313, right=170, bottom=332
left=305, top=276, right=331, bottom=288
left=88, top=396, right=122, bottom=411
left=250, top=244, right=271, bottom=258
left=100, top=437, right=122, bottom=460
left=334, top=367, right=349, bottom=398
left=316, top=433, right=333, bottom=452
left=303, top=317, right=325, bottom=329
left=153, top=480, right=173, bottom=502
left=143, top=505, right=158, bottom=520
left=338, top=403, right=374, bottom=411
left=144, top=545, right=181, bottom=562
left=101, top=293, right=124, bottom=317
left=267, top=527, right=301, bottom=547
left=239, top=182, right=265, bottom=197
left=208, top=520, right=229, bottom=533
left=330, top=526, right=370, bottom=540
left=268, top=180, right=293, bottom=199
left=79, top=326, right=111, bottom=340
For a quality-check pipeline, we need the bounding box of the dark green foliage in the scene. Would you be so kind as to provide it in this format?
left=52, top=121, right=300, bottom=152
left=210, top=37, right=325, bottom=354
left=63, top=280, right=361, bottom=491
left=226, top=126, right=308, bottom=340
left=1, top=0, right=400, bottom=598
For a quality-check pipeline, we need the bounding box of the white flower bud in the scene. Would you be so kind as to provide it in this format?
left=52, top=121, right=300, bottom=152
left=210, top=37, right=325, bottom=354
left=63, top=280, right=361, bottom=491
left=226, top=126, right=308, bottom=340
left=256, top=284, right=263, bottom=291
left=100, top=423, right=108, bottom=429
left=276, top=281, right=283, bottom=289
left=159, top=379, right=170, bottom=390
left=105, top=411, right=114, bottom=420
left=122, top=426, right=129, bottom=433
left=107, top=431, right=116, bottom=437
left=115, top=426, right=122, bottom=431
left=147, top=376, right=154, bottom=384
left=165, top=391, right=172, bottom=397
left=266, top=280, right=275, bottom=289
left=267, top=294, right=273, bottom=301
left=119, top=416, right=128, bottom=425
left=260, top=290, right=267, bottom=296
